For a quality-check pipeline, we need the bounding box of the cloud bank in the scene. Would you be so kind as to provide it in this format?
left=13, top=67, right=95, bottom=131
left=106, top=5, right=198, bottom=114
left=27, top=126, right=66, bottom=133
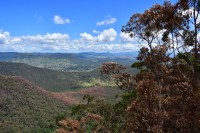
left=0, top=29, right=139, bottom=53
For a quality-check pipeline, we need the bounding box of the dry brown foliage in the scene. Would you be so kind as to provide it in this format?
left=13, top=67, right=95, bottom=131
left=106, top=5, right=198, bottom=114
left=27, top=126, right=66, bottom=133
left=124, top=44, right=200, bottom=132
left=56, top=113, right=104, bottom=133
left=121, top=1, right=200, bottom=131
left=100, top=62, right=134, bottom=90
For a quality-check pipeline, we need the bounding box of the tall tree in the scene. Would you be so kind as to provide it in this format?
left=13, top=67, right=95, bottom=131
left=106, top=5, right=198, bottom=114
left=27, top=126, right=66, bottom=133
left=122, top=0, right=200, bottom=132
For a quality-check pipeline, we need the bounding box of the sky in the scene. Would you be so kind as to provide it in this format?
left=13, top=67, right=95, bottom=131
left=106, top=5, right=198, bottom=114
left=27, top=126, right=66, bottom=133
left=0, top=0, right=174, bottom=53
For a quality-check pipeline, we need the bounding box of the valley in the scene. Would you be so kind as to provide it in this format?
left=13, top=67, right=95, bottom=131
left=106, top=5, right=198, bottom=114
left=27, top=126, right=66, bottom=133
left=0, top=52, right=135, bottom=132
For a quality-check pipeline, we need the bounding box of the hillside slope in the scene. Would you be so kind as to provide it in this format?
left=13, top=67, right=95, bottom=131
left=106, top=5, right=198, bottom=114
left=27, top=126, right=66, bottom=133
left=0, top=62, right=103, bottom=92
left=0, top=75, right=68, bottom=133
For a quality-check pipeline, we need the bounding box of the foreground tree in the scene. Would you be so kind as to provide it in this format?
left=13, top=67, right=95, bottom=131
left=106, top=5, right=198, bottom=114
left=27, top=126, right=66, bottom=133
left=122, top=0, right=200, bottom=132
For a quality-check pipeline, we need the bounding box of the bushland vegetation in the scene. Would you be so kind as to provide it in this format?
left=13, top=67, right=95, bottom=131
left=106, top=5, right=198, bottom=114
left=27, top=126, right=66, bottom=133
left=56, top=0, right=200, bottom=132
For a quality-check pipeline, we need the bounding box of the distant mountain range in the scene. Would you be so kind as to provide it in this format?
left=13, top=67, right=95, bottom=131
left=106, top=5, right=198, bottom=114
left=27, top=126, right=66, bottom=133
left=0, top=52, right=137, bottom=72
left=0, top=52, right=138, bottom=60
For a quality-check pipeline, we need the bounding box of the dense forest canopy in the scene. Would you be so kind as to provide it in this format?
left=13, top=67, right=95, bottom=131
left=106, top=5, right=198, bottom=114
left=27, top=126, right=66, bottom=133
left=56, top=0, right=200, bottom=132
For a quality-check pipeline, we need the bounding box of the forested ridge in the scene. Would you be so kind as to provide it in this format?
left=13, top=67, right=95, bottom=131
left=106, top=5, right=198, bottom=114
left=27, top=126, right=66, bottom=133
left=0, top=62, right=104, bottom=92
left=0, top=75, right=68, bottom=132
left=56, top=0, right=200, bottom=132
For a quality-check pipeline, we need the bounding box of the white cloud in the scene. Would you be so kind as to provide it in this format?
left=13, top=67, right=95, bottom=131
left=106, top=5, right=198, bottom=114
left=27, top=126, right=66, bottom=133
left=120, top=32, right=135, bottom=42
left=0, top=31, right=10, bottom=40
left=80, top=32, right=96, bottom=42
left=98, top=28, right=117, bottom=42
left=0, top=31, right=71, bottom=52
left=22, top=33, right=70, bottom=42
left=0, top=31, right=11, bottom=44
left=80, top=28, right=117, bottom=44
left=93, top=30, right=100, bottom=34
left=53, top=15, right=70, bottom=24
left=96, top=16, right=117, bottom=26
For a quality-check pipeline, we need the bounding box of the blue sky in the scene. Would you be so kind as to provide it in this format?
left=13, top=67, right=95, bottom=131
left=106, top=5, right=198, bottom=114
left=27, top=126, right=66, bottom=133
left=0, top=0, right=172, bottom=53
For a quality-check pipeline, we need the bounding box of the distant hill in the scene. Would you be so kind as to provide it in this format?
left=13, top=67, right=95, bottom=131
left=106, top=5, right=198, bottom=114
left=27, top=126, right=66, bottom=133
left=0, top=52, right=136, bottom=72
left=0, top=62, right=104, bottom=92
left=0, top=75, right=68, bottom=133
